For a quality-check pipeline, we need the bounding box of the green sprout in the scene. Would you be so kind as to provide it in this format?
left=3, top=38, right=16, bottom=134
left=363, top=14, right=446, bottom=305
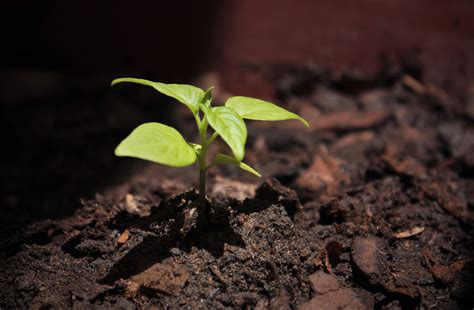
left=112, top=78, right=308, bottom=221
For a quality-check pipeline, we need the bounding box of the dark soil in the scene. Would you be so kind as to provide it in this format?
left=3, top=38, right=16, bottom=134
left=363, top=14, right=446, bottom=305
left=1, top=64, right=473, bottom=309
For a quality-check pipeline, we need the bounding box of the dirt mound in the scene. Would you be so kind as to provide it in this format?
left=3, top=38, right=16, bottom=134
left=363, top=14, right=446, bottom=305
left=1, top=65, right=473, bottom=308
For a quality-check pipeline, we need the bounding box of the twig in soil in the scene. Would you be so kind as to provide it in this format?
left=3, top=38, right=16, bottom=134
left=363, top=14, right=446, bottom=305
left=210, top=265, right=231, bottom=286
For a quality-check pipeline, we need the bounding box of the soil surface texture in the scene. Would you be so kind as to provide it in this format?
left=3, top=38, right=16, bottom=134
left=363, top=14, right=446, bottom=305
left=1, top=64, right=473, bottom=309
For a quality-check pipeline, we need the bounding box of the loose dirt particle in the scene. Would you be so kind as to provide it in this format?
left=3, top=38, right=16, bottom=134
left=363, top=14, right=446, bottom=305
left=307, top=110, right=390, bottom=131
left=301, top=271, right=368, bottom=310
left=352, top=237, right=380, bottom=276
left=419, top=179, right=472, bottom=222
left=296, top=151, right=351, bottom=202
left=212, top=176, right=258, bottom=200
left=125, top=193, right=151, bottom=217
left=130, top=263, right=189, bottom=296
left=210, top=265, right=231, bottom=286
left=382, top=151, right=427, bottom=179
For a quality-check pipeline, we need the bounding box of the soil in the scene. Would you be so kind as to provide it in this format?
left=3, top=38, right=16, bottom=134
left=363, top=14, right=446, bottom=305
left=1, top=64, right=473, bottom=309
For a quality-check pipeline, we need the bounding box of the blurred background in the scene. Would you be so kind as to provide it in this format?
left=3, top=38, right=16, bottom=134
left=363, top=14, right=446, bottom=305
left=1, top=0, right=473, bottom=232
left=2, top=1, right=473, bottom=89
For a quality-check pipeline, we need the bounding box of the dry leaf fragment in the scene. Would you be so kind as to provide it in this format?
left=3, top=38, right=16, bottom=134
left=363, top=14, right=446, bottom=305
left=117, top=229, right=130, bottom=244
left=394, top=226, right=424, bottom=238
left=402, top=75, right=426, bottom=94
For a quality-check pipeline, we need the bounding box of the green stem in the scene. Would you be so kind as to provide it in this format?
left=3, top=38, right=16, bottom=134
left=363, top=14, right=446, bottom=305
left=193, top=113, right=202, bottom=129
left=197, top=114, right=209, bottom=219
left=207, top=131, right=219, bottom=144
left=199, top=166, right=206, bottom=208
left=198, top=144, right=208, bottom=208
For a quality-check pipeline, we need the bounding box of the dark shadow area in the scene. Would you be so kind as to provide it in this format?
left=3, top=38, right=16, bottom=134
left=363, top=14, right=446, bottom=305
left=236, top=178, right=302, bottom=219
left=100, top=179, right=298, bottom=284
left=0, top=79, right=190, bottom=237
left=101, top=196, right=245, bottom=284
left=0, top=1, right=221, bottom=237
left=101, top=224, right=245, bottom=285
left=0, top=1, right=221, bottom=76
left=100, top=234, right=177, bottom=284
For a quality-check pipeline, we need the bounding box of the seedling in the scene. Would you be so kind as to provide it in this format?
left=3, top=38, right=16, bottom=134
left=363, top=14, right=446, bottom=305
left=112, top=78, right=308, bottom=221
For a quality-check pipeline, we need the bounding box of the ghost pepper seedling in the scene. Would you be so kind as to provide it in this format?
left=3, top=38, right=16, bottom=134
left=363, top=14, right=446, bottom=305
left=112, top=78, right=308, bottom=221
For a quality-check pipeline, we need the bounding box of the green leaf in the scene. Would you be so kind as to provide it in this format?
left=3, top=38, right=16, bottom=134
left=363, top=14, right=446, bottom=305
left=112, top=78, right=204, bottom=113
left=202, top=86, right=214, bottom=107
left=189, top=143, right=202, bottom=155
left=201, top=105, right=247, bottom=161
left=213, top=153, right=261, bottom=177
left=225, top=96, right=309, bottom=127
left=115, top=122, right=197, bottom=167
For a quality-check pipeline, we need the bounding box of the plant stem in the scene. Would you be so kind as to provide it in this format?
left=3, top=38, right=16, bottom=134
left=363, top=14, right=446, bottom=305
left=197, top=114, right=209, bottom=223
left=207, top=131, right=219, bottom=144
left=198, top=142, right=208, bottom=209
left=199, top=167, right=206, bottom=209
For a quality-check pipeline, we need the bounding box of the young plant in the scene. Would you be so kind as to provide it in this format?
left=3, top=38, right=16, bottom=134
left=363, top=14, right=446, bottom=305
left=112, top=78, right=308, bottom=220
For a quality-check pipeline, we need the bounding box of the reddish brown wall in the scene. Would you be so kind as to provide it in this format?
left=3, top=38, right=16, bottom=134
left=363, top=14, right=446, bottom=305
left=2, top=1, right=474, bottom=92
left=213, top=0, right=474, bottom=93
